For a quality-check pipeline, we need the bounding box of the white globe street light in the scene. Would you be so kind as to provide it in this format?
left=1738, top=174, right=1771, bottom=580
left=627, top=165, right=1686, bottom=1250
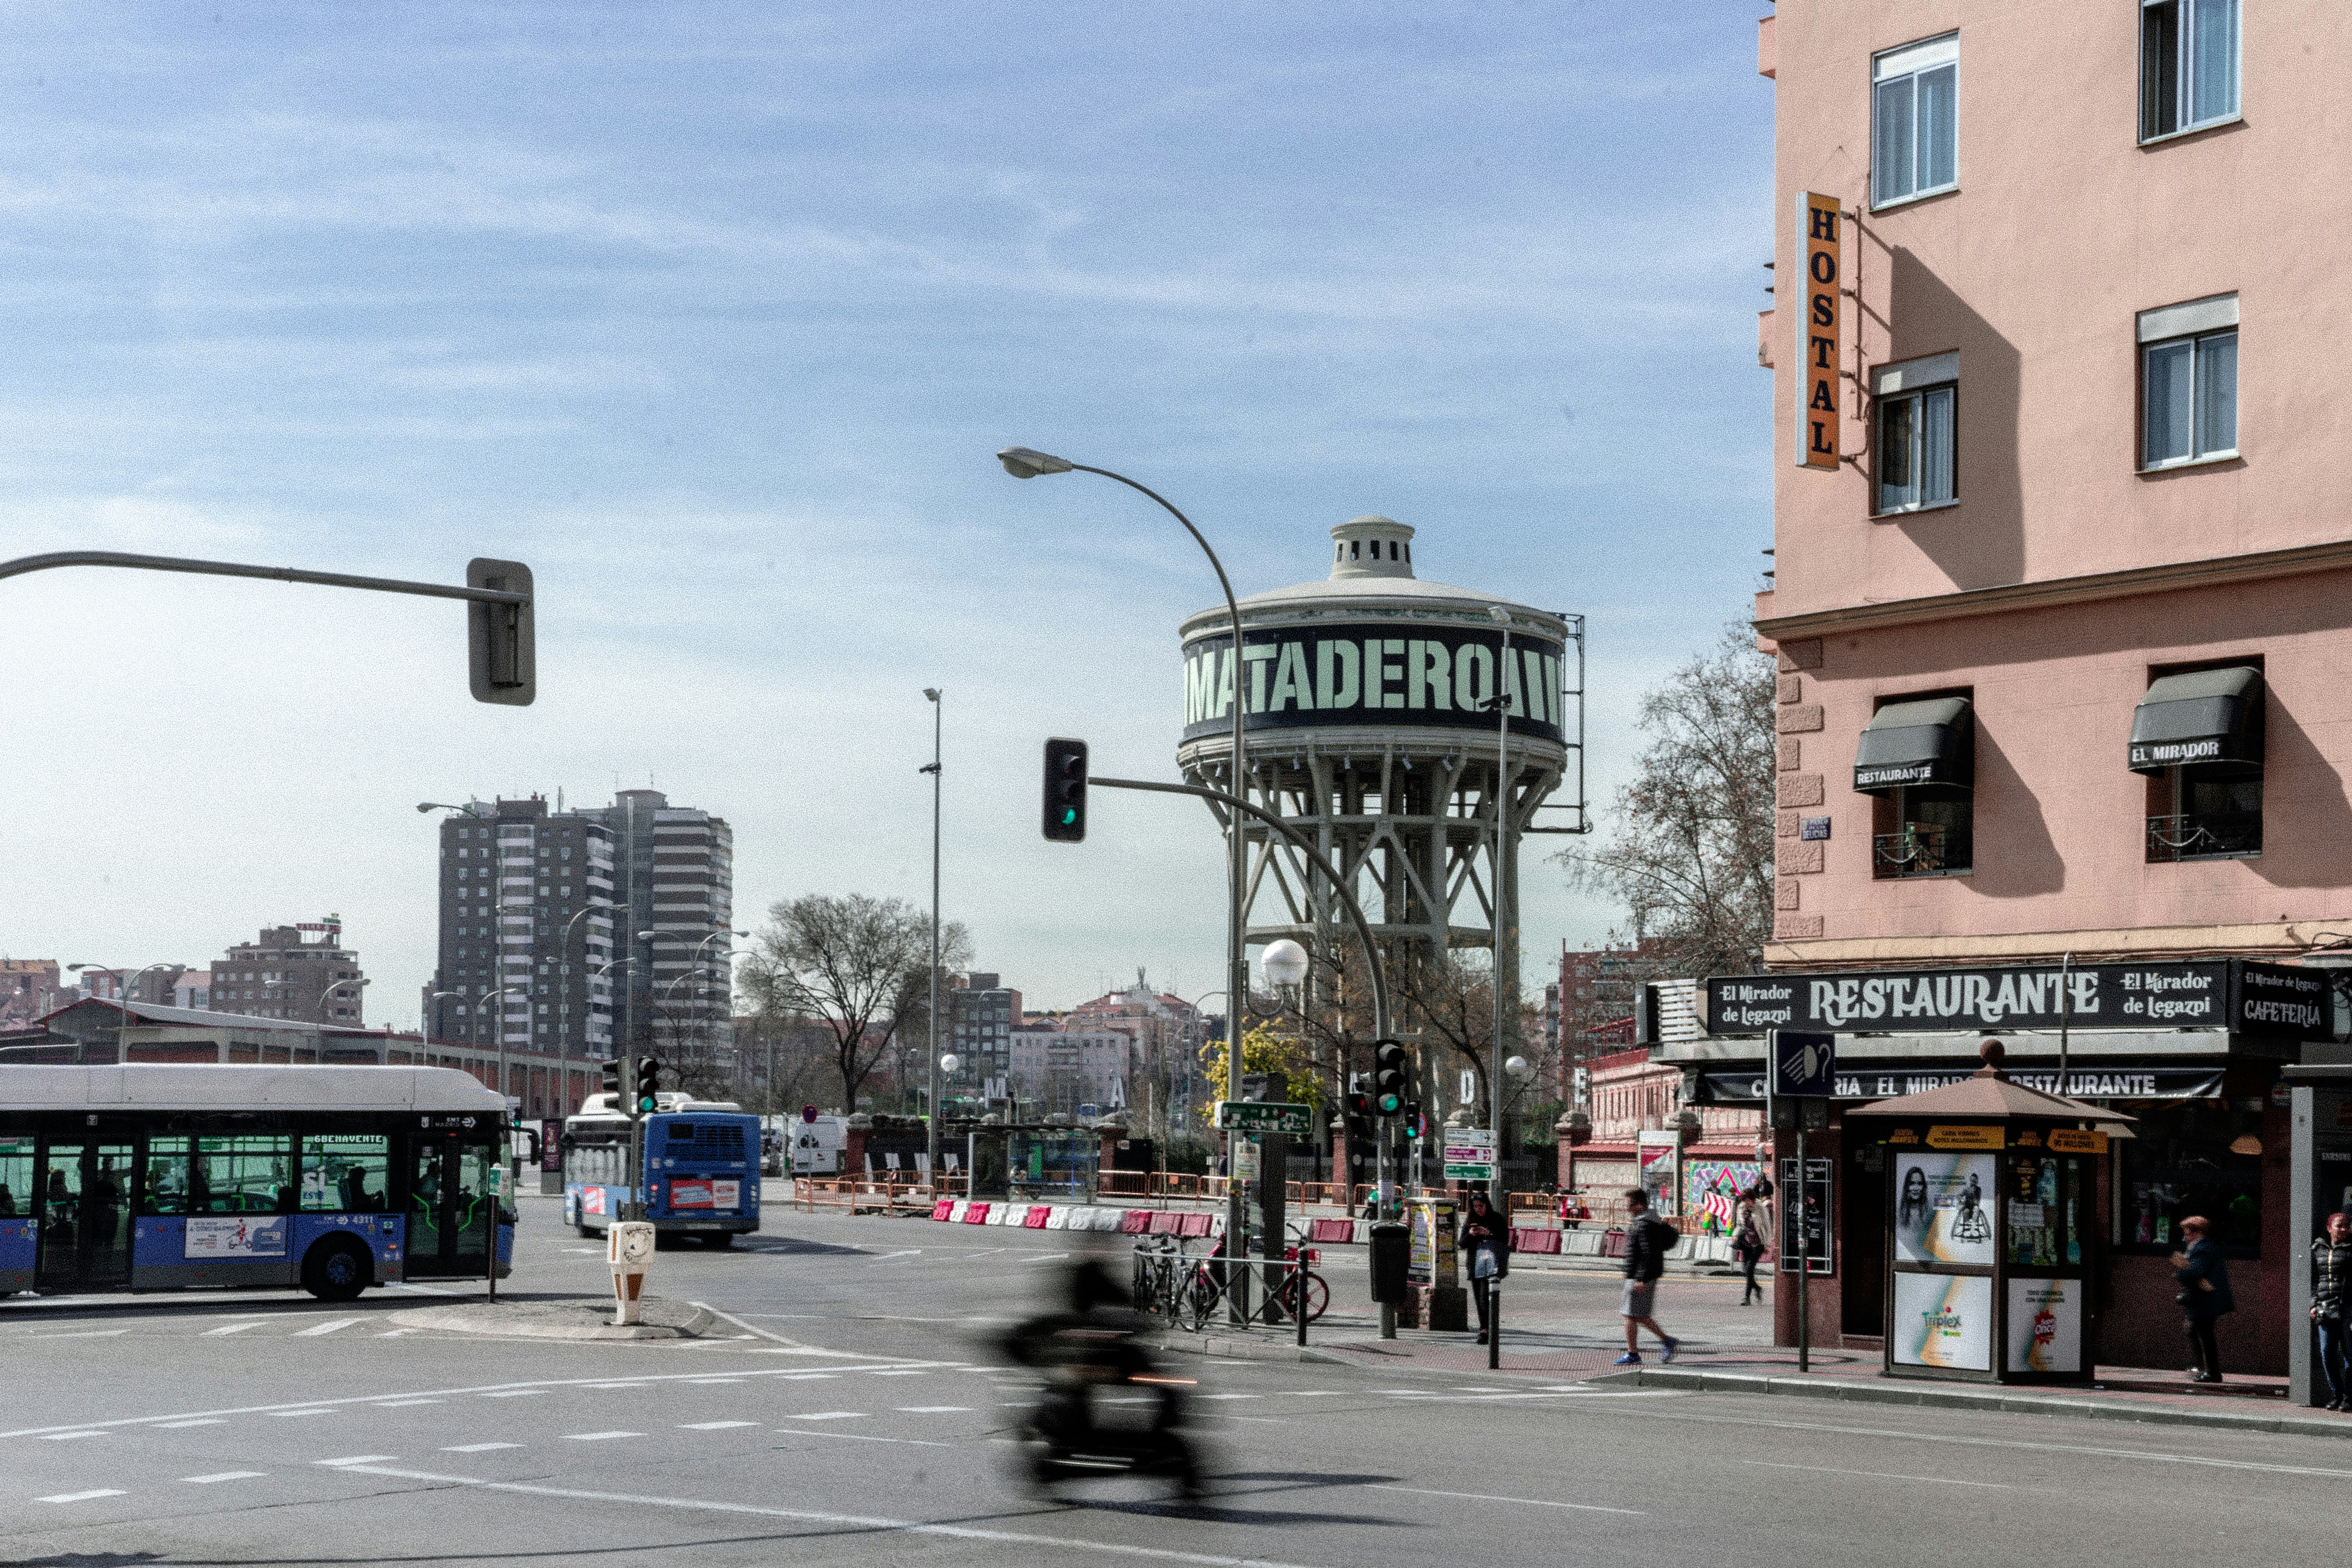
left=1260, top=939, right=1310, bottom=992
left=940, top=1054, right=961, bottom=1075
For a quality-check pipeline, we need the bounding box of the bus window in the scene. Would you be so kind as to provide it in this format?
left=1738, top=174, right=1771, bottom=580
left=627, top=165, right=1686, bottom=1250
left=142, top=1136, right=195, bottom=1215
left=301, top=1135, right=389, bottom=1212
left=198, top=1136, right=295, bottom=1214
left=0, top=1138, right=30, bottom=1216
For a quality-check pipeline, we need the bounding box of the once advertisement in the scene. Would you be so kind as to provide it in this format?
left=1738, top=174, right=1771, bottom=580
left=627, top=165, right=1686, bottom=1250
left=1894, top=1273, right=1993, bottom=1372
left=1706, top=959, right=2324, bottom=1039
left=1891, top=1152, right=1997, bottom=1267
left=183, top=1216, right=289, bottom=1259
left=2007, top=1277, right=2083, bottom=1374
left=1179, top=625, right=1567, bottom=743
left=669, top=1178, right=740, bottom=1211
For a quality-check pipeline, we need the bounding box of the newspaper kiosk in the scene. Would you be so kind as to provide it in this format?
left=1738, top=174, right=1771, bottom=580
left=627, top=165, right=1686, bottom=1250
left=1849, top=1041, right=2130, bottom=1386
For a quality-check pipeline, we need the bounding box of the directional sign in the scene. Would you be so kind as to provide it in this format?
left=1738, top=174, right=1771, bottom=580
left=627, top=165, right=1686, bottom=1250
left=1442, top=1126, right=1495, bottom=1181
left=1212, top=1100, right=1313, bottom=1135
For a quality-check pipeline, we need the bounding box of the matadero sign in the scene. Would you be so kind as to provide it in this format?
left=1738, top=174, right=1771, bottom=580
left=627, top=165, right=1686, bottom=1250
left=1179, top=626, right=1568, bottom=743
left=1708, top=960, right=2327, bottom=1041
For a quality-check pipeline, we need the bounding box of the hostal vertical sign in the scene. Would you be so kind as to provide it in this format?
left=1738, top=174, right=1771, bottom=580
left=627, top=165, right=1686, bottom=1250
left=1795, top=191, right=1841, bottom=470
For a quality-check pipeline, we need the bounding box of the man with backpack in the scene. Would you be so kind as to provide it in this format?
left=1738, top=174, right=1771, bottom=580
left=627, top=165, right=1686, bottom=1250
left=1614, top=1188, right=1681, bottom=1366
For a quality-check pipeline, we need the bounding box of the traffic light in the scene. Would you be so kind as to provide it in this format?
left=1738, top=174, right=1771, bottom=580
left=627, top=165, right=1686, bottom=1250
left=635, top=1056, right=663, bottom=1115
left=1042, top=737, right=1089, bottom=842
left=1402, top=1102, right=1423, bottom=1138
left=599, top=1058, right=622, bottom=1101
left=1371, top=1039, right=1409, bottom=1117
left=466, top=557, right=535, bottom=706
left=1345, top=1091, right=1372, bottom=1122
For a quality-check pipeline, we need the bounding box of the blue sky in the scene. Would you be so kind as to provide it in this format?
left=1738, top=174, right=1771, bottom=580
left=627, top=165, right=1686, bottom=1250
left=0, top=4, right=1774, bottom=1018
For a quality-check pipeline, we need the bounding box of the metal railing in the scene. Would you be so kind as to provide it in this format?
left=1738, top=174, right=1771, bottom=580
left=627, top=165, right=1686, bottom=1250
left=1873, top=823, right=1970, bottom=877
left=2146, top=810, right=2261, bottom=861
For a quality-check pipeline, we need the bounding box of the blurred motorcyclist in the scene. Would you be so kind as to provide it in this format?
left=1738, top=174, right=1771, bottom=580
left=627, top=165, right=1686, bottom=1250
left=1002, top=1253, right=1200, bottom=1499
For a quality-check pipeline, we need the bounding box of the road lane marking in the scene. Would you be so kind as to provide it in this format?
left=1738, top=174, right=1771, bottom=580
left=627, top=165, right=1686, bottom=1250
left=564, top=1431, right=643, bottom=1441
left=183, top=1472, right=265, bottom=1484
left=38, top=1490, right=126, bottom=1503
left=1199, top=1394, right=1262, bottom=1401
left=1369, top=1485, right=1645, bottom=1516
left=896, top=1406, right=970, bottom=1413
left=294, top=1318, right=363, bottom=1337
left=687, top=1379, right=746, bottom=1386
left=478, top=1391, right=542, bottom=1399
left=442, top=1443, right=523, bottom=1452
left=317, top=1455, right=397, bottom=1467
left=584, top=1383, right=650, bottom=1390
left=154, top=1419, right=227, bottom=1429
left=773, top=1429, right=952, bottom=1446
left=1019, top=1254, right=1071, bottom=1263
left=865, top=1370, right=929, bottom=1377
left=273, top=1410, right=332, bottom=1418
left=340, top=1465, right=1332, bottom=1566
left=680, top=1421, right=760, bottom=1430
left=41, top=1431, right=105, bottom=1440
left=868, top=1249, right=923, bottom=1261
left=374, top=1400, right=444, bottom=1408
left=30, top=1328, right=131, bottom=1339
left=201, top=1322, right=265, bottom=1336
left=784, top=1412, right=864, bottom=1421
left=1744, top=1460, right=2014, bottom=1490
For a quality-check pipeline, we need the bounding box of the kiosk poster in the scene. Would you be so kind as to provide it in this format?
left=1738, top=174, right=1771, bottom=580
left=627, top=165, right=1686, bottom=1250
left=1892, top=1151, right=1996, bottom=1266
left=1894, top=1272, right=1992, bottom=1370
left=2006, top=1277, right=2082, bottom=1374
left=1637, top=1132, right=1679, bottom=1218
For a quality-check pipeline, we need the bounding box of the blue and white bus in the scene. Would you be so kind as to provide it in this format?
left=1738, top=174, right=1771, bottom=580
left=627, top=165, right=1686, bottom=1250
left=0, top=1064, right=515, bottom=1301
left=561, top=1094, right=760, bottom=1246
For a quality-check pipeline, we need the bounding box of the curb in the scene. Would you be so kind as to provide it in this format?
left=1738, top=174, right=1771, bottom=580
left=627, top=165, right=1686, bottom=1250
left=1145, top=1329, right=1350, bottom=1366
left=390, top=1300, right=717, bottom=1342
left=1595, top=1367, right=2352, bottom=1438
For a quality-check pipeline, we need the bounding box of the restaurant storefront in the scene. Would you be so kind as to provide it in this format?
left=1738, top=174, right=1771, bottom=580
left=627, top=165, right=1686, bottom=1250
left=1665, top=958, right=2331, bottom=1373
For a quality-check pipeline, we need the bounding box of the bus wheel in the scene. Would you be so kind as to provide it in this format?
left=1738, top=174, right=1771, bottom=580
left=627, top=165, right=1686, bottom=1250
left=302, top=1239, right=372, bottom=1303
left=704, top=1232, right=735, bottom=1249
left=577, top=1224, right=601, bottom=1240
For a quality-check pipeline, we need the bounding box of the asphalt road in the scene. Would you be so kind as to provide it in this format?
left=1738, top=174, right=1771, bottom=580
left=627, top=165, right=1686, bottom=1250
left=1, top=1198, right=2345, bottom=1567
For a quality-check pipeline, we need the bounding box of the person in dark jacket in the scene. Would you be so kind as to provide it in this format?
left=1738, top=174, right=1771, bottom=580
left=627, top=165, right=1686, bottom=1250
left=2171, top=1215, right=2236, bottom=1383
left=2310, top=1211, right=2352, bottom=1410
left=1613, top=1189, right=1681, bottom=1365
left=1458, top=1192, right=1513, bottom=1345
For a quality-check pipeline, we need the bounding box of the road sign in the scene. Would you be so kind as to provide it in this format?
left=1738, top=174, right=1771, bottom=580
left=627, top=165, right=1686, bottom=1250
left=1771, top=1029, right=1837, bottom=1098
left=801, top=1104, right=818, bottom=1124
left=1212, top=1100, right=1312, bottom=1135
left=1442, top=1125, right=1494, bottom=1181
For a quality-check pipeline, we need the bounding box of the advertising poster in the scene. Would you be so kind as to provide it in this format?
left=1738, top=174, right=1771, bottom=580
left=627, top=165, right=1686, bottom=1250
left=183, top=1216, right=289, bottom=1259
left=1894, top=1272, right=1992, bottom=1371
left=2006, top=1278, right=2082, bottom=1374
left=1892, top=1152, right=1996, bottom=1265
left=1637, top=1132, right=1679, bottom=1218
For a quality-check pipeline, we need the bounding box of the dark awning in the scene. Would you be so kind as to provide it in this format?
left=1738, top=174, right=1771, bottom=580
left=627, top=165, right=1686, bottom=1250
left=1853, top=696, right=1973, bottom=795
left=2129, top=666, right=2263, bottom=773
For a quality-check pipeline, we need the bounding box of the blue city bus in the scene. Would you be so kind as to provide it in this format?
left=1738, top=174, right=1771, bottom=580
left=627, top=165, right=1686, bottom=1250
left=0, top=1064, right=514, bottom=1301
left=561, top=1095, right=760, bottom=1245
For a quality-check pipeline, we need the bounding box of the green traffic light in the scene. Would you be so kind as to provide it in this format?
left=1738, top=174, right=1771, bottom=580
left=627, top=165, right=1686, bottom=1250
left=1377, top=1093, right=1401, bottom=1114
left=1059, top=808, right=1078, bottom=825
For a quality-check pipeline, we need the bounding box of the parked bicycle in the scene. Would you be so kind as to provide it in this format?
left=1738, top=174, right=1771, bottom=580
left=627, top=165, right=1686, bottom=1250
left=1131, top=1236, right=1327, bottom=1333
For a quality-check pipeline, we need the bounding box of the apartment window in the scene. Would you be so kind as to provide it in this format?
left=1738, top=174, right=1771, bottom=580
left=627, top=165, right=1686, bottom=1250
left=1872, top=352, right=1957, bottom=514
left=2139, top=294, right=2238, bottom=468
left=2141, top=0, right=2239, bottom=141
left=1871, top=34, right=1958, bottom=208
left=2132, top=664, right=2263, bottom=861
left=1855, top=696, right=1975, bottom=878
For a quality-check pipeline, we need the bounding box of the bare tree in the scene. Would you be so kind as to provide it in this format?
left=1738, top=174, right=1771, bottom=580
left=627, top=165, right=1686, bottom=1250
left=1556, top=622, right=1776, bottom=978
left=735, top=894, right=972, bottom=1112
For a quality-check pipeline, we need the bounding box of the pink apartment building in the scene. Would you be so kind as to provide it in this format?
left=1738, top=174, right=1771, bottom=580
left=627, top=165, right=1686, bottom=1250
left=1660, top=1, right=2345, bottom=1374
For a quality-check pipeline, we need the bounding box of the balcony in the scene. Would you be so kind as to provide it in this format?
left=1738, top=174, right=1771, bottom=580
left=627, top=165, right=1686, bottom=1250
left=1873, top=824, right=1970, bottom=878
left=2147, top=811, right=2261, bottom=862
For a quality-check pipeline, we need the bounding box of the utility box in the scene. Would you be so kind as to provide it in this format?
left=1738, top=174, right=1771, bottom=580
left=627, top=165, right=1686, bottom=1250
left=1369, top=1222, right=1410, bottom=1304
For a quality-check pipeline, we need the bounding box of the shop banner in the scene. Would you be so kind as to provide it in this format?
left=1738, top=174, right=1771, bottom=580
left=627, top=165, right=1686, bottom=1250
left=1695, top=1064, right=2225, bottom=1105
left=1892, top=1152, right=1996, bottom=1266
left=1707, top=960, right=2325, bottom=1038
left=2007, top=1277, right=2083, bottom=1374
left=1894, top=1273, right=1992, bottom=1371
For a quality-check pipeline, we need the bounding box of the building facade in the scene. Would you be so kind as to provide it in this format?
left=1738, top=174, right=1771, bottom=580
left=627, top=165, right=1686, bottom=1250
left=0, top=960, right=63, bottom=1032
left=1719, top=0, right=2346, bottom=1374
left=209, top=923, right=366, bottom=1025
left=944, top=971, right=1022, bottom=1104
left=421, top=789, right=733, bottom=1080
left=1008, top=1026, right=1132, bottom=1118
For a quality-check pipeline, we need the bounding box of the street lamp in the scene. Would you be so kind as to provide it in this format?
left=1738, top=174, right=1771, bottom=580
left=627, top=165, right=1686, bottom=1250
left=998, top=447, right=1250, bottom=1238
left=69, top=962, right=172, bottom=1063
left=1487, top=602, right=1514, bottom=1205
left=922, top=686, right=943, bottom=1178
left=313, top=976, right=369, bottom=1062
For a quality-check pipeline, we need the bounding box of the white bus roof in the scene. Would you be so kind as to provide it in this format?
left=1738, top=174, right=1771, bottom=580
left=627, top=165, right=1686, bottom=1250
left=0, top=1064, right=507, bottom=1114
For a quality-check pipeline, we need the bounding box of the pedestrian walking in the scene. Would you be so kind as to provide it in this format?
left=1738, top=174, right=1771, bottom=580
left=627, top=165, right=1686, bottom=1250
left=1613, top=1189, right=1679, bottom=1365
left=1458, top=1191, right=1512, bottom=1345
left=1733, top=1194, right=1768, bottom=1306
left=2171, top=1214, right=2236, bottom=1383
left=2311, top=1211, right=2352, bottom=1410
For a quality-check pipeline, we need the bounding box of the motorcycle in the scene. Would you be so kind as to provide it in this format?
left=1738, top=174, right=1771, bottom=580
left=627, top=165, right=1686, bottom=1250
left=1001, top=1307, right=1205, bottom=1503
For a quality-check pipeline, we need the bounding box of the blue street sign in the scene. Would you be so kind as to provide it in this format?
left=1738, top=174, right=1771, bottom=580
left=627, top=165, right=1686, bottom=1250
left=1771, top=1029, right=1837, bottom=1100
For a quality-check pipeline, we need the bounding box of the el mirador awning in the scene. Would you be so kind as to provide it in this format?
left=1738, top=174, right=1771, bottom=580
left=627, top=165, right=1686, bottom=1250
left=2128, top=666, right=2263, bottom=774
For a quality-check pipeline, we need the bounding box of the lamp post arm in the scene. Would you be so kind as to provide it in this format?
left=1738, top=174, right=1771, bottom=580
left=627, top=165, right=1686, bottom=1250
left=1092, top=775, right=1385, bottom=1043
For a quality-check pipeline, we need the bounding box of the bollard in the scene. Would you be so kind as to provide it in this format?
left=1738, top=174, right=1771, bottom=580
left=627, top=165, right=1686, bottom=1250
left=1296, top=1262, right=1308, bottom=1349
left=1487, top=1279, right=1501, bottom=1370
left=608, top=1220, right=655, bottom=1327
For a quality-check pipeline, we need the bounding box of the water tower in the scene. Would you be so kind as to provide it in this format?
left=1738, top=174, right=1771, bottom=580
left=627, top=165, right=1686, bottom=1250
left=1175, top=516, right=1584, bottom=1086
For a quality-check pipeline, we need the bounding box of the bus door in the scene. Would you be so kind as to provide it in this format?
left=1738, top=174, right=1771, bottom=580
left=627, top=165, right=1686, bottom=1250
left=34, top=1139, right=134, bottom=1291
left=407, top=1136, right=494, bottom=1276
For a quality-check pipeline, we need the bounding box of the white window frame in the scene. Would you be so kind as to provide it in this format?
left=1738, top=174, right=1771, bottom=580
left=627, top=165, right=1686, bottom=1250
left=1872, top=352, right=1959, bottom=516
left=2140, top=0, right=2241, bottom=144
left=2138, top=294, right=2239, bottom=470
left=1871, top=33, right=1960, bottom=211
